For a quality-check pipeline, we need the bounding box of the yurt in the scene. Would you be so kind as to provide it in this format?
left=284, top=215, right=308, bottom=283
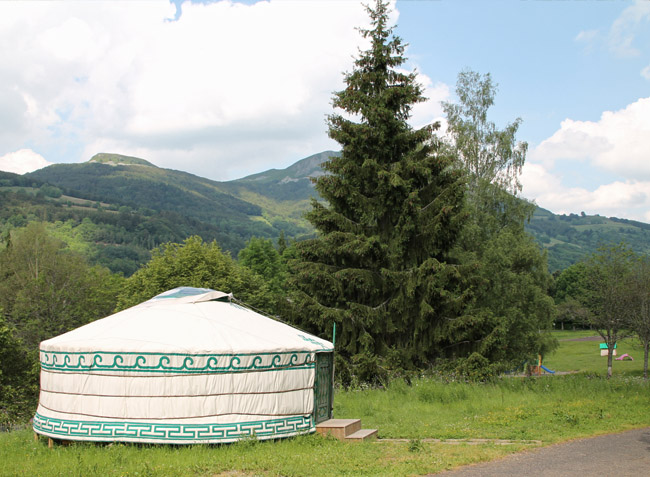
left=33, top=287, right=334, bottom=444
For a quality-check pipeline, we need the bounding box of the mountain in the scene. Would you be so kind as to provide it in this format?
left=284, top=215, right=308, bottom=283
left=226, top=150, right=335, bottom=201
left=3, top=150, right=650, bottom=275
left=0, top=153, right=311, bottom=275
left=28, top=153, right=262, bottom=222
left=7, top=152, right=331, bottom=274
left=527, top=208, right=650, bottom=272
left=218, top=151, right=338, bottom=236
left=26, top=152, right=339, bottom=240
left=0, top=169, right=237, bottom=275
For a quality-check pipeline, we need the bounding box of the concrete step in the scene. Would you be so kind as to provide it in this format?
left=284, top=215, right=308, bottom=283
left=346, top=428, right=378, bottom=441
left=315, top=419, right=361, bottom=440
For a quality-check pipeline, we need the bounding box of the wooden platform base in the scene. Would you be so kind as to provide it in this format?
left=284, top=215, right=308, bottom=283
left=316, top=419, right=378, bottom=441
left=34, top=435, right=73, bottom=448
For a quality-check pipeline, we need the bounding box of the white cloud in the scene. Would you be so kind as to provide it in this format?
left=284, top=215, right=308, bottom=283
left=523, top=96, right=650, bottom=221
left=574, top=29, right=600, bottom=55
left=530, top=97, right=650, bottom=180
left=575, top=29, right=599, bottom=47
left=575, top=29, right=598, bottom=42
left=408, top=72, right=450, bottom=130
left=521, top=162, right=650, bottom=222
left=608, top=0, right=650, bottom=57
left=0, top=149, right=52, bottom=174
left=0, top=0, right=381, bottom=180
left=642, top=64, right=650, bottom=80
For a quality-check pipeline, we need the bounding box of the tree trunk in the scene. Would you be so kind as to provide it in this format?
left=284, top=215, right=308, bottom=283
left=643, top=340, right=650, bottom=381
left=607, top=345, right=614, bottom=379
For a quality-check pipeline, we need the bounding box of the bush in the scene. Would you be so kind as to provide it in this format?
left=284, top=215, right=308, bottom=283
left=453, top=352, right=500, bottom=382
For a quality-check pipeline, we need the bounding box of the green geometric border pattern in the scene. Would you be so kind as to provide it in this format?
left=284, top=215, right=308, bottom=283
left=40, top=350, right=317, bottom=374
left=33, top=413, right=313, bottom=443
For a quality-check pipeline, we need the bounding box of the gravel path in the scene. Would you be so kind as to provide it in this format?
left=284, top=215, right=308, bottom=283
left=560, top=335, right=602, bottom=342
left=434, top=427, right=650, bottom=476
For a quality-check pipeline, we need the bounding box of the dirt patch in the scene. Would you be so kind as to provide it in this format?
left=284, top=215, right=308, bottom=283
left=560, top=335, right=601, bottom=342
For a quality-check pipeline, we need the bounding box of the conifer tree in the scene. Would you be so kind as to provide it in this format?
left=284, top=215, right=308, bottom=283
left=288, top=0, right=467, bottom=372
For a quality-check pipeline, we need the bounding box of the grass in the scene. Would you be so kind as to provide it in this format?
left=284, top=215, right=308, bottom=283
left=0, top=430, right=527, bottom=476
left=544, top=331, right=647, bottom=375
left=336, top=374, right=649, bottom=443
left=1, top=331, right=649, bottom=476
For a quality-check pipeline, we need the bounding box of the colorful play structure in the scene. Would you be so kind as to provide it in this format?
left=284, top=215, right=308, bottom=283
left=599, top=342, right=617, bottom=356
left=599, top=343, right=633, bottom=360
left=528, top=355, right=555, bottom=375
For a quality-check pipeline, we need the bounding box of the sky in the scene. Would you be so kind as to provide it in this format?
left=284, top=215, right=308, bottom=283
left=0, top=0, right=649, bottom=221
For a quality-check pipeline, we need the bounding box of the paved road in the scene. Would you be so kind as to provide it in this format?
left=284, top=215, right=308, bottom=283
left=436, top=427, right=650, bottom=476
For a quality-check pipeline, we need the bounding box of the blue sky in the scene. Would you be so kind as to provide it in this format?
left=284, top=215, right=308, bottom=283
left=0, top=0, right=649, bottom=221
left=398, top=1, right=648, bottom=143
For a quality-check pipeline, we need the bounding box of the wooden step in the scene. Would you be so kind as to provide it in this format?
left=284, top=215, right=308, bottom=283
left=346, top=428, right=378, bottom=441
left=316, top=419, right=361, bottom=440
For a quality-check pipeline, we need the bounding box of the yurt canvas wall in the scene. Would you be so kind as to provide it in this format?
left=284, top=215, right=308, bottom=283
left=33, top=287, right=334, bottom=444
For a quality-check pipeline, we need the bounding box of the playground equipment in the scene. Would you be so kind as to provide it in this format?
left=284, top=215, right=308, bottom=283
left=599, top=343, right=617, bottom=356
left=527, top=355, right=555, bottom=375
left=615, top=353, right=633, bottom=361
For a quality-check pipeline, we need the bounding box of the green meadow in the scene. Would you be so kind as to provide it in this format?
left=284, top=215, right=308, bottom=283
left=544, top=330, right=646, bottom=375
left=1, top=331, right=649, bottom=477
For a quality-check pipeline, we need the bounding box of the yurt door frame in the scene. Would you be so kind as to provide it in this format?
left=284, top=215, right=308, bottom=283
left=313, top=352, right=333, bottom=424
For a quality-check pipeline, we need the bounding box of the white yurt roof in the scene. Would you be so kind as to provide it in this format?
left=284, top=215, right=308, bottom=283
left=34, top=287, right=334, bottom=444
left=40, top=287, right=331, bottom=355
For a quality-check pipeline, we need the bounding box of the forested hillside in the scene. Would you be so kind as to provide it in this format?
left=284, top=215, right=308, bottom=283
left=1, top=153, right=318, bottom=274
left=0, top=171, right=234, bottom=275
left=27, top=154, right=266, bottom=228
left=219, top=151, right=339, bottom=237
left=529, top=208, right=650, bottom=272
left=0, top=152, right=332, bottom=276
left=3, top=150, right=650, bottom=276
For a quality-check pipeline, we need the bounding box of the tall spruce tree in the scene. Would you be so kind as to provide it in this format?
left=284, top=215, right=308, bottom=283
left=288, top=0, right=467, bottom=375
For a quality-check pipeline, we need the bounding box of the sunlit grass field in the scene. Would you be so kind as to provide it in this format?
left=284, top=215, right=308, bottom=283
left=0, top=430, right=531, bottom=477
left=1, top=331, right=648, bottom=476
left=544, top=330, right=646, bottom=375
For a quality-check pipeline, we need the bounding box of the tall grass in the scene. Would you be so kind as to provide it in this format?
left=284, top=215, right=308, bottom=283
left=0, top=429, right=527, bottom=477
left=335, top=374, right=649, bottom=442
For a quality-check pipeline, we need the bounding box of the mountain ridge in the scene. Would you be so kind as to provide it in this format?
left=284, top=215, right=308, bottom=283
left=4, top=151, right=650, bottom=273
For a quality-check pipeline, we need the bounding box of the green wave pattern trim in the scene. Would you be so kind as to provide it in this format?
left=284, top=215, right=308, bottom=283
left=40, top=350, right=317, bottom=374
left=33, top=413, right=313, bottom=443
left=297, top=334, right=330, bottom=350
